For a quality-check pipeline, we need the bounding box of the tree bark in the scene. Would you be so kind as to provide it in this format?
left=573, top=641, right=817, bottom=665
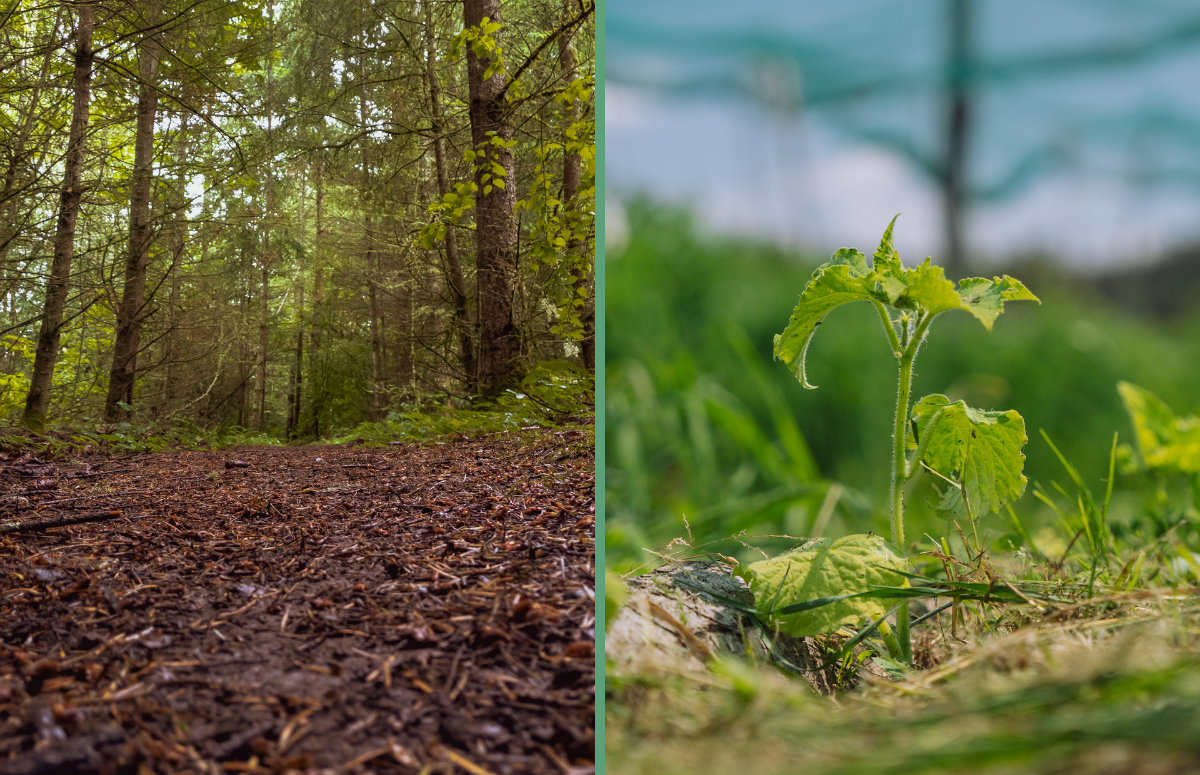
left=252, top=1, right=277, bottom=433
left=558, top=27, right=593, bottom=371
left=425, top=2, right=476, bottom=392
left=606, top=561, right=837, bottom=694
left=104, top=0, right=163, bottom=422
left=286, top=277, right=304, bottom=437
left=361, top=75, right=384, bottom=420
left=365, top=216, right=384, bottom=420
left=23, top=2, right=95, bottom=431
left=463, top=0, right=518, bottom=394
left=254, top=233, right=269, bottom=432
left=308, top=164, right=325, bottom=437
left=164, top=113, right=190, bottom=413
left=286, top=176, right=306, bottom=439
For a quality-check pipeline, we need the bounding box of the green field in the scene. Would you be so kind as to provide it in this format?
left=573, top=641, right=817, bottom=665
left=605, top=203, right=1200, bottom=774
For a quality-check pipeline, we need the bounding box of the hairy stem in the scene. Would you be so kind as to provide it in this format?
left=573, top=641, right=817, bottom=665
left=891, top=311, right=934, bottom=664
left=873, top=299, right=901, bottom=356
left=892, top=354, right=915, bottom=548
left=907, top=406, right=947, bottom=480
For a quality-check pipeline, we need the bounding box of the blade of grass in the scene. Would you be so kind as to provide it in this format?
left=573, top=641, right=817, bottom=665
left=820, top=604, right=904, bottom=669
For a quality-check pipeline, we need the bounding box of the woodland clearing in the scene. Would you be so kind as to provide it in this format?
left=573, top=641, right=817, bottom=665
left=0, top=426, right=595, bottom=774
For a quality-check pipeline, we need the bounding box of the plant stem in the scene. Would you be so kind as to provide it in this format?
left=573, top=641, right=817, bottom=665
left=906, top=406, right=946, bottom=480
left=873, top=300, right=901, bottom=356
left=890, top=312, right=933, bottom=665
left=892, top=352, right=915, bottom=549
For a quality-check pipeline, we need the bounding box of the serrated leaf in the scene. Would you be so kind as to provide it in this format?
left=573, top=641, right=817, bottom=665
left=1118, top=381, right=1200, bottom=473
left=957, top=276, right=1040, bottom=331
left=913, top=395, right=1028, bottom=515
left=872, top=214, right=903, bottom=277
left=879, top=275, right=907, bottom=305
left=733, top=534, right=907, bottom=637
left=903, top=262, right=962, bottom=315
left=906, top=393, right=952, bottom=449
left=773, top=250, right=878, bottom=389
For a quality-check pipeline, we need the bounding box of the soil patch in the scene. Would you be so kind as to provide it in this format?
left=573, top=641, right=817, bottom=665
left=0, top=426, right=595, bottom=774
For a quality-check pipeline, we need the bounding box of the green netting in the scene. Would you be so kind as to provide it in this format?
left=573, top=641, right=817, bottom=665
left=609, top=0, right=1200, bottom=201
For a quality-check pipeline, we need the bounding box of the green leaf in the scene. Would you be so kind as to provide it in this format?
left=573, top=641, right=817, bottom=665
left=872, top=214, right=903, bottom=277
left=773, top=249, right=878, bottom=388
left=913, top=395, right=1029, bottom=515
left=605, top=569, right=628, bottom=624
left=733, top=534, right=907, bottom=637
left=1117, top=381, right=1200, bottom=473
left=906, top=393, right=952, bottom=449
left=956, top=276, right=1040, bottom=331
left=776, top=218, right=1037, bottom=390
left=903, top=261, right=962, bottom=315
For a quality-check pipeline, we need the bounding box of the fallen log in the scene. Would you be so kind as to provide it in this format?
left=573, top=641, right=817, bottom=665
left=605, top=559, right=841, bottom=694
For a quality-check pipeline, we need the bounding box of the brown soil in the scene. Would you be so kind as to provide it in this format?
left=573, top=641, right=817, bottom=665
left=0, top=426, right=595, bottom=775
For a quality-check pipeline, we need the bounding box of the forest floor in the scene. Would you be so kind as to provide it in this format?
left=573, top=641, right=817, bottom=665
left=0, top=424, right=595, bottom=775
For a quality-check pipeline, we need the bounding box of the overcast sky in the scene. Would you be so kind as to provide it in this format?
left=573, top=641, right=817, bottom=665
left=607, top=83, right=1200, bottom=269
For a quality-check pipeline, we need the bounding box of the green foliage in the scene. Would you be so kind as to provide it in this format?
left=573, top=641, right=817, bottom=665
left=334, top=361, right=593, bottom=446
left=734, top=534, right=907, bottom=637
left=908, top=394, right=1030, bottom=516
left=770, top=218, right=1036, bottom=652
left=608, top=203, right=1200, bottom=572
left=451, top=16, right=506, bottom=81
left=0, top=335, right=34, bottom=419
left=774, top=216, right=1038, bottom=389
left=1118, top=381, right=1200, bottom=474
left=605, top=569, right=628, bottom=625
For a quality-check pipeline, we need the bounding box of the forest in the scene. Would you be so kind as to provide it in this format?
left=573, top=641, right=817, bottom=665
left=0, top=0, right=595, bottom=438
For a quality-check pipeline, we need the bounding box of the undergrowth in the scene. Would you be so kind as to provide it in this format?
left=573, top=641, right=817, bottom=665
left=607, top=421, right=1200, bottom=774
left=0, top=362, right=594, bottom=456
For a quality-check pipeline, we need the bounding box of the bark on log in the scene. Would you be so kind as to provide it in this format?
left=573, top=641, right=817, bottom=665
left=605, top=560, right=838, bottom=694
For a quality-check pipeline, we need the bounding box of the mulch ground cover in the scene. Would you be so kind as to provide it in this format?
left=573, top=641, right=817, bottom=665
left=0, top=424, right=595, bottom=775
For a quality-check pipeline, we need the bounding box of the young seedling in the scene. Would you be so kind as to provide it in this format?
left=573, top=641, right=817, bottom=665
left=737, top=217, right=1038, bottom=666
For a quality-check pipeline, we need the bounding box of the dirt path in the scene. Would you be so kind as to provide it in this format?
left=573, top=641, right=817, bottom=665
left=0, top=426, right=595, bottom=774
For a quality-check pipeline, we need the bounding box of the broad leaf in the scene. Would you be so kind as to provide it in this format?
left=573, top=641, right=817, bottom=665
left=775, top=219, right=1038, bottom=390
left=902, top=261, right=962, bottom=315
left=956, top=276, right=1039, bottom=331
left=773, top=250, right=877, bottom=388
left=910, top=394, right=1028, bottom=515
left=733, top=534, right=907, bottom=637
left=872, top=214, right=903, bottom=277
left=906, top=393, right=951, bottom=449
left=1118, top=381, right=1200, bottom=473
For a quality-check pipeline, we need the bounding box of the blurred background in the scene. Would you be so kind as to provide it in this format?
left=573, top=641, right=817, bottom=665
left=605, top=0, right=1200, bottom=571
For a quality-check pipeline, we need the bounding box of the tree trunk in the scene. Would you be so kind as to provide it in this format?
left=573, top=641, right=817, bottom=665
left=942, top=0, right=971, bottom=279
left=364, top=199, right=384, bottom=421
left=104, top=0, right=163, bottom=422
left=254, top=237, right=269, bottom=432
left=425, top=2, right=476, bottom=392
left=558, top=27, right=594, bottom=371
left=286, top=276, right=304, bottom=438
left=253, top=2, right=277, bottom=433
left=286, top=175, right=306, bottom=439
left=394, top=250, right=414, bottom=402
left=23, top=2, right=95, bottom=431
left=463, top=0, right=518, bottom=393
left=358, top=49, right=384, bottom=422
left=164, top=113, right=190, bottom=413
left=366, top=226, right=384, bottom=420
left=308, top=165, right=325, bottom=437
